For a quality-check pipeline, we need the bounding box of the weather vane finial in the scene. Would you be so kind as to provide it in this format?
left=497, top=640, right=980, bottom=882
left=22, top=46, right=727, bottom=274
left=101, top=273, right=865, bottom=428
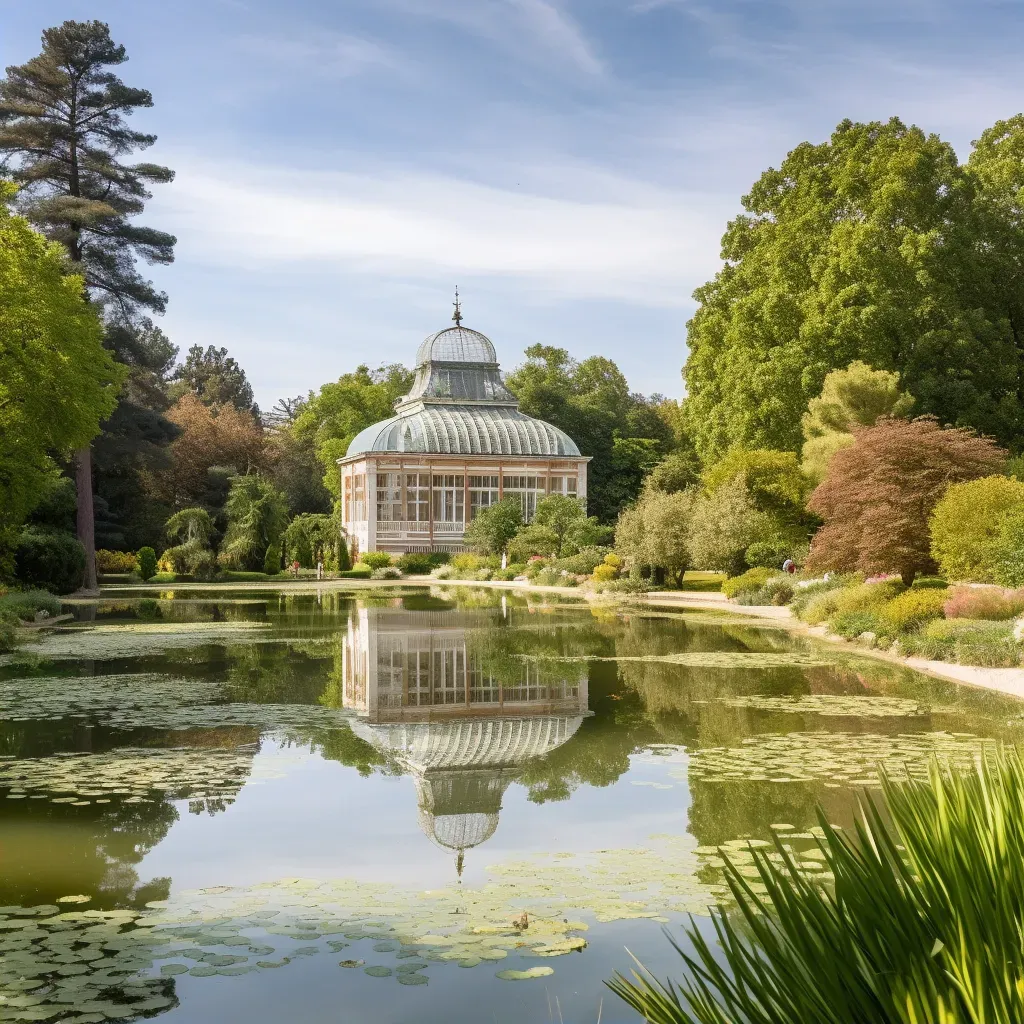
left=452, top=286, right=463, bottom=326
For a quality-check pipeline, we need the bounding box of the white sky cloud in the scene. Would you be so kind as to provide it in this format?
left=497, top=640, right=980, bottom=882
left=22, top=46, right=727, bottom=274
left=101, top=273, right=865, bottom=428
left=153, top=157, right=728, bottom=305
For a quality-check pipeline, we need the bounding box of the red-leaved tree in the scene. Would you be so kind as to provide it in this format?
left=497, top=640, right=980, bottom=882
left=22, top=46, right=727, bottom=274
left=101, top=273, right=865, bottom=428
left=806, top=417, right=1006, bottom=585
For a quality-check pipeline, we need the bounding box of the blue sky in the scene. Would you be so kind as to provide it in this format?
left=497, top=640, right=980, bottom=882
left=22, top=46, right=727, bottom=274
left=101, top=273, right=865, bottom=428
left=4, top=0, right=1023, bottom=411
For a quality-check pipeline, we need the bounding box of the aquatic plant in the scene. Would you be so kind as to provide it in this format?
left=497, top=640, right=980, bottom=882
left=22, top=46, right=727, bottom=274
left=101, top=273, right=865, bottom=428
left=609, top=748, right=1024, bottom=1024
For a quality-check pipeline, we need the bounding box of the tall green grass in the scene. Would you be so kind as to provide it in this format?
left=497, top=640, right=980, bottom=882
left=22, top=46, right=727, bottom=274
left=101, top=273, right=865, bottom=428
left=609, top=749, right=1024, bottom=1023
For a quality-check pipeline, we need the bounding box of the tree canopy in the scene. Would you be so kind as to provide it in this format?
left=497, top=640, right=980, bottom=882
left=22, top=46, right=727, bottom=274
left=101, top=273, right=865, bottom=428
left=294, top=363, right=413, bottom=496
left=171, top=344, right=259, bottom=417
left=0, top=193, right=120, bottom=569
left=807, top=417, right=1006, bottom=585
left=684, top=117, right=1024, bottom=462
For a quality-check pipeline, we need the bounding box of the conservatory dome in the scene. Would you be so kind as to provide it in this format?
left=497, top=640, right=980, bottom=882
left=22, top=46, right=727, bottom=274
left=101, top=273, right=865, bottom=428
left=345, top=307, right=581, bottom=458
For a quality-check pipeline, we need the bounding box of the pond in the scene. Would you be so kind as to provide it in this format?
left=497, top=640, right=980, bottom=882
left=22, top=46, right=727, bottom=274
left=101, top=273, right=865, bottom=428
left=3, top=585, right=1024, bottom=1023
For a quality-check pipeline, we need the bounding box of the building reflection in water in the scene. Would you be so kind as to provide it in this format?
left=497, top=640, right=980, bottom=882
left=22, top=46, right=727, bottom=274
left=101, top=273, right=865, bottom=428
left=343, top=605, right=590, bottom=873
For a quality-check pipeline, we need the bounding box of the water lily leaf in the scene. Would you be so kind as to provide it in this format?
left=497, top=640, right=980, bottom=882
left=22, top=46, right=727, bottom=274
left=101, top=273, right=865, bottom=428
left=496, top=966, right=555, bottom=980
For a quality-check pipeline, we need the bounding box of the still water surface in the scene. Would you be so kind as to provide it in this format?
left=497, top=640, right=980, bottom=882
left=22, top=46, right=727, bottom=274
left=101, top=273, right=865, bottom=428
left=3, top=586, right=1023, bottom=1023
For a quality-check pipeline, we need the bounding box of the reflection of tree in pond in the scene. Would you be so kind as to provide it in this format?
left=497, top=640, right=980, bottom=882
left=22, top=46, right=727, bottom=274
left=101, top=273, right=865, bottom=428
left=307, top=723, right=395, bottom=778
left=223, top=640, right=332, bottom=705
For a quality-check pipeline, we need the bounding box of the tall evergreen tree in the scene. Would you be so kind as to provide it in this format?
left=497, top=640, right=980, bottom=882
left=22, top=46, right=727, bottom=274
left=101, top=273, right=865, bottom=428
left=171, top=344, right=259, bottom=417
left=0, top=20, right=175, bottom=590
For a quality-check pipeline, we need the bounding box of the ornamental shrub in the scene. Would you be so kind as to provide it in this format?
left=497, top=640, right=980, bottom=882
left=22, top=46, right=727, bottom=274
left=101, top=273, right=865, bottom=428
left=830, top=609, right=881, bottom=639
left=0, top=589, right=62, bottom=621
left=13, top=528, right=86, bottom=594
left=397, top=553, right=433, bottom=575
left=831, top=580, right=905, bottom=617
left=929, top=476, right=1024, bottom=582
left=943, top=586, right=1024, bottom=621
left=137, top=547, right=157, bottom=581
left=371, top=566, right=402, bottom=580
left=592, top=563, right=618, bottom=583
left=360, top=551, right=392, bottom=570
left=744, top=538, right=793, bottom=569
left=876, top=588, right=947, bottom=634
left=991, top=507, right=1024, bottom=588
left=554, top=548, right=608, bottom=576
left=96, top=549, right=138, bottom=574
left=722, top=567, right=775, bottom=599
left=263, top=540, right=282, bottom=576
left=900, top=619, right=1022, bottom=666
left=451, top=553, right=484, bottom=572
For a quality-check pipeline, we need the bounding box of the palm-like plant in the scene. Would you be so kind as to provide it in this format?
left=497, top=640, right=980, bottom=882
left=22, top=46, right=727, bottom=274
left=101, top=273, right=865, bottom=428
left=609, top=749, right=1024, bottom=1023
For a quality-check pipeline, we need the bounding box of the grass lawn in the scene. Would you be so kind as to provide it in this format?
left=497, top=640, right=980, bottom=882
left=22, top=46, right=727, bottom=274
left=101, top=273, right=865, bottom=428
left=679, top=571, right=726, bottom=592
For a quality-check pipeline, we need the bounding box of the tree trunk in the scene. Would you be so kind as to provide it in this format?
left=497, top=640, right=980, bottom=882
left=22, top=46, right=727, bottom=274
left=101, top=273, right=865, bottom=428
left=75, top=446, right=98, bottom=594
left=900, top=568, right=916, bottom=588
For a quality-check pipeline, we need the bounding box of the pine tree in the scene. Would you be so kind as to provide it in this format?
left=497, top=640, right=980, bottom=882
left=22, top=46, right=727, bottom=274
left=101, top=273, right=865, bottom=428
left=0, top=20, right=176, bottom=591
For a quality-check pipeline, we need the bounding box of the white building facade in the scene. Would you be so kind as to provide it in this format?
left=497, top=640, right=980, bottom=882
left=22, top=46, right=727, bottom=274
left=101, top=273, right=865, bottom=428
left=338, top=315, right=589, bottom=557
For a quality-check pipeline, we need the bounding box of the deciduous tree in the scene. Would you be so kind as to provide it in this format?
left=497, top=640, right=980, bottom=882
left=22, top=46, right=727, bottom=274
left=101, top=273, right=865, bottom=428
left=807, top=417, right=1006, bottom=585
left=463, top=498, right=523, bottom=557
left=0, top=194, right=120, bottom=573
left=0, top=20, right=175, bottom=589
left=219, top=476, right=289, bottom=572
left=801, top=361, right=915, bottom=484
left=684, top=118, right=1024, bottom=462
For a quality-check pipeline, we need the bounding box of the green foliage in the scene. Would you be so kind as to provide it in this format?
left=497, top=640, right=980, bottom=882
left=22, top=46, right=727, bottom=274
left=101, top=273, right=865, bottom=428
left=562, top=516, right=613, bottom=555
left=136, top=546, right=157, bottom=581
left=684, top=117, right=1024, bottom=462
left=263, top=540, right=282, bottom=576
left=704, top=448, right=808, bottom=533
left=162, top=507, right=216, bottom=578
left=808, top=417, right=1006, bottom=585
left=615, top=488, right=697, bottom=586
left=721, top=567, right=776, bottom=599
left=464, top=497, right=523, bottom=556
left=219, top=476, right=289, bottom=572
left=801, top=361, right=914, bottom=483
left=877, top=588, right=947, bottom=635
left=0, top=191, right=121, bottom=573
left=591, top=563, right=618, bottom=582
left=609, top=749, right=1024, bottom=1023
left=293, top=364, right=413, bottom=496
left=987, top=506, right=1024, bottom=588
left=95, top=550, right=137, bottom=574
left=788, top=575, right=858, bottom=617
left=646, top=449, right=702, bottom=494
left=508, top=524, right=559, bottom=562
left=284, top=513, right=335, bottom=568
left=0, top=589, right=62, bottom=621
left=13, top=529, right=86, bottom=594
left=552, top=548, right=609, bottom=576
left=929, top=476, right=1024, bottom=583
left=688, top=476, right=773, bottom=576
left=899, top=619, right=1022, bottom=666
left=170, top=345, right=258, bottom=416
left=505, top=345, right=672, bottom=522
left=828, top=608, right=880, bottom=638
left=744, top=538, right=794, bottom=569
left=396, top=553, right=435, bottom=575
left=337, top=567, right=372, bottom=579
left=360, top=552, right=392, bottom=570
left=531, top=494, right=587, bottom=556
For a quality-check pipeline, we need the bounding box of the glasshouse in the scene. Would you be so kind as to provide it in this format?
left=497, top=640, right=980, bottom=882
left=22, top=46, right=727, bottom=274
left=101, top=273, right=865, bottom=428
left=338, top=306, right=589, bottom=555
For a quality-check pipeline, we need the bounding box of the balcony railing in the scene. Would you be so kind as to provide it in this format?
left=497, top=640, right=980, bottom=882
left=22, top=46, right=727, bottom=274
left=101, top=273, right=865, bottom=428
left=376, top=521, right=464, bottom=535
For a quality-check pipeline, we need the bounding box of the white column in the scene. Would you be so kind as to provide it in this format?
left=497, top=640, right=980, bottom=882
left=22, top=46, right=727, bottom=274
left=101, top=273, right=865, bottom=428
left=366, top=459, right=377, bottom=552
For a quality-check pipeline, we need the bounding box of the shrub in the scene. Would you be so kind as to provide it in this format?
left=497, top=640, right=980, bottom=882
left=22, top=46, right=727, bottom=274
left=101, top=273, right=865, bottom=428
left=263, top=540, right=282, bottom=576
left=943, top=586, right=1024, bottom=621
left=831, top=580, right=905, bottom=616
left=397, top=553, right=434, bottom=575
left=96, top=549, right=138, bottom=574
left=604, top=552, right=623, bottom=570
left=338, top=567, right=372, bottom=579
left=0, top=589, right=63, bottom=621
left=929, top=475, right=1024, bottom=583
left=901, top=619, right=1021, bottom=667
left=137, top=547, right=157, bottom=581
left=722, top=567, right=776, bottom=599
left=759, top=576, right=795, bottom=605
left=361, top=552, right=392, bottom=570
left=876, top=588, right=948, bottom=634
left=830, top=609, right=881, bottom=639
left=0, top=617, right=16, bottom=652
left=371, top=566, right=402, bottom=580
left=744, top=538, right=793, bottom=569
left=451, top=553, right=485, bottom=572
left=799, top=588, right=845, bottom=624
left=136, top=598, right=162, bottom=620
left=991, top=506, right=1024, bottom=588
left=553, top=548, right=608, bottom=576
left=14, top=529, right=86, bottom=594
left=430, top=565, right=453, bottom=580
left=592, top=563, right=618, bottom=583
left=534, top=567, right=564, bottom=587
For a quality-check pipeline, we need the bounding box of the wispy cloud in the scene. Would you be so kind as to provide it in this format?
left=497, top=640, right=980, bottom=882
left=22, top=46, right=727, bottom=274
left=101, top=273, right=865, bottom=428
left=152, top=156, right=727, bottom=304
left=380, top=0, right=604, bottom=77
left=235, top=30, right=402, bottom=79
